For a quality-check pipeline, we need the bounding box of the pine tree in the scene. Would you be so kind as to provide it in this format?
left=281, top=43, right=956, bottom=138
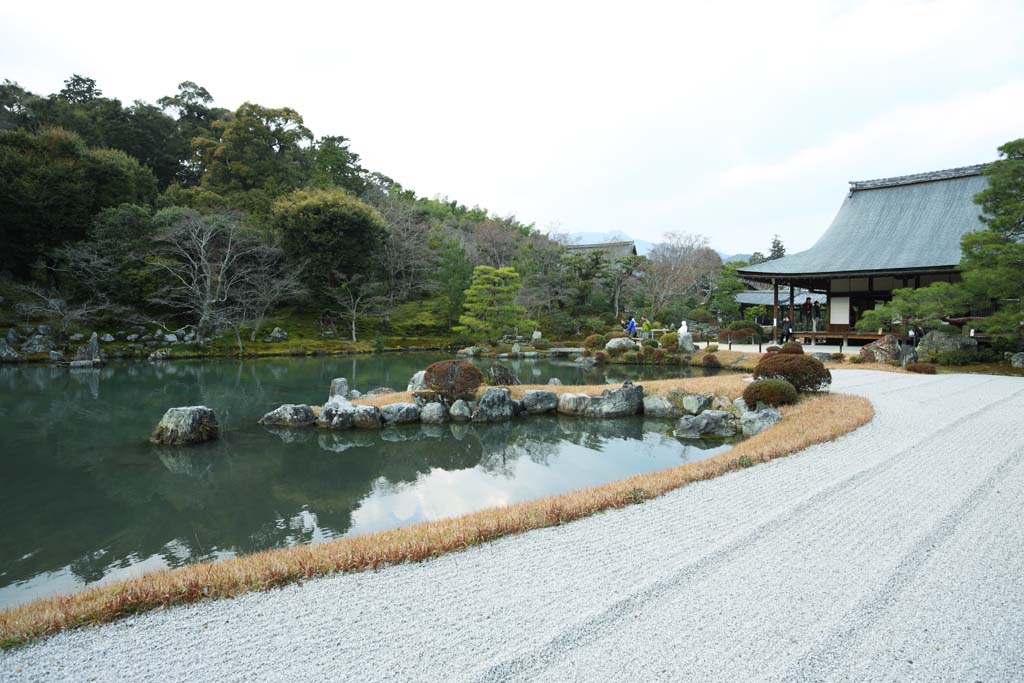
left=769, top=235, right=786, bottom=260
left=456, top=266, right=529, bottom=341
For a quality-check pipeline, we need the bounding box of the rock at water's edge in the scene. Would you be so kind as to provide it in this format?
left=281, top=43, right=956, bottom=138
left=259, top=404, right=316, bottom=427
left=150, top=406, right=219, bottom=445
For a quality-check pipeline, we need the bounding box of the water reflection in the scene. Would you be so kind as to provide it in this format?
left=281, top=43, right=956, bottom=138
left=0, top=354, right=733, bottom=608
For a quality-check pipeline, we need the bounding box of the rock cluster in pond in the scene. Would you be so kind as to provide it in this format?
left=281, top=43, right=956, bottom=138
left=151, top=406, right=219, bottom=445
left=257, top=374, right=789, bottom=443
left=487, top=364, right=520, bottom=386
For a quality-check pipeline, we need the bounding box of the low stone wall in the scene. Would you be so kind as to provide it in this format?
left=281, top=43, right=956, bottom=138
left=259, top=378, right=783, bottom=440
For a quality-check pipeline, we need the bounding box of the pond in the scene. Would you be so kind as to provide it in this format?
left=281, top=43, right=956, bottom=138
left=0, top=353, right=735, bottom=608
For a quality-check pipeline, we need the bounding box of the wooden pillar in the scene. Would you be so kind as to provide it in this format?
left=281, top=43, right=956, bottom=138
left=772, top=279, right=779, bottom=343
left=788, top=283, right=795, bottom=330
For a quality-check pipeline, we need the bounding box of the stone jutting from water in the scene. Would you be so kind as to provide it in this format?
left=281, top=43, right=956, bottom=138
left=420, top=402, right=448, bottom=424
left=682, top=393, right=712, bottom=415
left=523, top=390, right=558, bottom=414
left=674, top=410, right=736, bottom=438
left=449, top=400, right=472, bottom=421
left=557, top=393, right=591, bottom=416
left=329, top=377, right=350, bottom=399
left=586, top=381, right=643, bottom=418
left=472, top=387, right=514, bottom=422
left=380, top=402, right=421, bottom=425
left=150, top=406, right=219, bottom=445
left=352, top=405, right=382, bottom=429
left=259, top=404, right=316, bottom=428
left=643, top=396, right=684, bottom=418
left=407, top=370, right=428, bottom=392
left=488, top=364, right=521, bottom=386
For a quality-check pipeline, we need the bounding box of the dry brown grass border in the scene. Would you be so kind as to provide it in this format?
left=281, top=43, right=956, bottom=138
left=0, top=386, right=873, bottom=650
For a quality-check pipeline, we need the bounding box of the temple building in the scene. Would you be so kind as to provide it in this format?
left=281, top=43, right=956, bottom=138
left=737, top=164, right=989, bottom=343
left=564, top=240, right=638, bottom=257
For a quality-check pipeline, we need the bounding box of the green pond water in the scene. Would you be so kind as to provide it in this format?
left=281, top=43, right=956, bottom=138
left=0, top=353, right=735, bottom=608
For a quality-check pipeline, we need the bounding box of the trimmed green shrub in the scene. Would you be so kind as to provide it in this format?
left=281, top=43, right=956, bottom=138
left=652, top=348, right=667, bottom=364
left=706, top=344, right=719, bottom=353
left=906, top=362, right=937, bottom=374
left=742, top=378, right=798, bottom=407
left=581, top=348, right=592, bottom=357
left=829, top=353, right=846, bottom=362
left=702, top=353, right=721, bottom=368
left=583, top=334, right=605, bottom=349
left=594, top=350, right=609, bottom=363
left=660, top=331, right=678, bottom=348
left=424, top=359, right=484, bottom=401
left=780, top=342, right=804, bottom=355
left=608, top=331, right=628, bottom=339
left=621, top=351, right=639, bottom=364
left=531, top=339, right=550, bottom=350
left=753, top=354, right=831, bottom=392
left=646, top=339, right=660, bottom=349
left=849, top=356, right=864, bottom=364
left=766, top=345, right=781, bottom=354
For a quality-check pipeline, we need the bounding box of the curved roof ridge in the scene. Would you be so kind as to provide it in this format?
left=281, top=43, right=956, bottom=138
left=850, top=163, right=990, bottom=192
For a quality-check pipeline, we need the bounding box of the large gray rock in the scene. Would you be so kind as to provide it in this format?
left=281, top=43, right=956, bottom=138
left=0, top=338, right=19, bottom=362
left=643, top=395, right=684, bottom=418
left=811, top=352, right=832, bottom=363
left=411, top=390, right=442, bottom=408
left=317, top=398, right=356, bottom=430
left=1011, top=352, right=1024, bottom=369
left=605, top=337, right=636, bottom=352
left=162, top=333, right=178, bottom=344
left=557, top=393, right=591, bottom=416
left=69, top=333, right=84, bottom=342
left=732, top=397, right=749, bottom=414
left=740, top=407, right=783, bottom=436
left=20, top=334, right=54, bottom=354
left=449, top=399, right=472, bottom=421
left=918, top=330, right=977, bottom=356
left=352, top=405, right=382, bottom=429
left=488, top=363, right=520, bottom=386
left=264, top=327, right=288, bottom=342
left=49, top=350, right=64, bottom=363
left=859, top=334, right=901, bottom=363
left=586, top=381, right=643, bottom=418
left=511, top=342, right=522, bottom=356
left=259, top=404, right=316, bottom=427
left=675, top=410, right=736, bottom=438
left=532, top=330, right=543, bottom=341
left=420, top=402, right=448, bottom=424
left=682, top=393, right=712, bottom=415
left=365, top=387, right=396, bottom=397
left=380, top=402, right=421, bottom=425
left=678, top=333, right=697, bottom=353
left=473, top=387, right=514, bottom=422
left=523, top=390, right=559, bottom=414
left=329, top=377, right=350, bottom=399
left=150, top=406, right=219, bottom=445
left=899, top=345, right=919, bottom=367
left=547, top=378, right=563, bottom=386
left=407, top=370, right=428, bottom=392
left=75, top=332, right=101, bottom=362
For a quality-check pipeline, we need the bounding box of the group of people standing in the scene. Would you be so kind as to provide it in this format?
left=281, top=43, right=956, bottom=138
left=620, top=316, right=652, bottom=339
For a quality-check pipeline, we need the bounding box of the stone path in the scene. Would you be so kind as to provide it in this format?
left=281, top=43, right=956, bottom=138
left=4, top=370, right=1023, bottom=682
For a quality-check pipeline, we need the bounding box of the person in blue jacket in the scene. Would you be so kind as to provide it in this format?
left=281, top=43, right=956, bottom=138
left=627, top=316, right=638, bottom=337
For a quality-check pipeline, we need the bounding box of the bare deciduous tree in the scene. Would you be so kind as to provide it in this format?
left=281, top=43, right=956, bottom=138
left=643, top=232, right=722, bottom=320
left=17, top=284, right=116, bottom=334
left=326, top=272, right=386, bottom=342
left=373, top=195, right=436, bottom=311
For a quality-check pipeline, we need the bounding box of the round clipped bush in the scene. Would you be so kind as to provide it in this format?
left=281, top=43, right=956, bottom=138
left=702, top=353, right=721, bottom=368
left=765, top=345, right=781, bottom=354
left=608, top=331, right=628, bottom=339
left=660, top=331, right=678, bottom=348
left=652, top=348, right=666, bottom=364
left=593, top=350, right=609, bottom=363
left=829, top=353, right=846, bottom=363
left=849, top=356, right=864, bottom=364
left=621, top=351, right=639, bottom=364
left=424, top=359, right=484, bottom=401
left=753, top=354, right=831, bottom=392
left=583, top=334, right=605, bottom=349
left=706, top=343, right=719, bottom=353
left=742, top=378, right=798, bottom=407
left=779, top=342, right=804, bottom=355
left=907, top=362, right=937, bottom=374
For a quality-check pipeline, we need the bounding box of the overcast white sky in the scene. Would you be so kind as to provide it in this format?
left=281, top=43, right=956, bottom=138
left=3, top=0, right=1023, bottom=254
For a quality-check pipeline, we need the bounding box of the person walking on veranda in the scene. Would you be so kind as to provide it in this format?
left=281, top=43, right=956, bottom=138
left=627, top=316, right=638, bottom=338
left=780, top=317, right=795, bottom=344
left=801, top=297, right=813, bottom=329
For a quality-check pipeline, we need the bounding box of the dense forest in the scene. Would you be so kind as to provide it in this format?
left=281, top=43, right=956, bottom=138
left=0, top=75, right=778, bottom=352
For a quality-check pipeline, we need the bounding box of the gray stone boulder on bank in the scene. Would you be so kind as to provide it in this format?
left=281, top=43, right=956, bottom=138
left=605, top=337, right=636, bottom=353
left=449, top=399, right=472, bottom=421
left=259, top=404, right=316, bottom=427
left=547, top=377, right=562, bottom=386
left=643, top=396, right=684, bottom=418
left=407, top=370, right=428, bottom=392
left=49, top=350, right=64, bottom=363
left=678, top=333, right=697, bottom=353
left=899, top=346, right=919, bottom=367
left=20, top=334, right=54, bottom=354
left=0, top=338, right=19, bottom=362
left=682, top=393, right=712, bottom=415
left=473, top=387, right=514, bottom=422
left=590, top=381, right=644, bottom=418
left=68, top=333, right=84, bottom=342
left=380, top=402, right=421, bottom=425
left=352, top=405, right=382, bottom=429
left=329, top=377, right=350, bottom=399
left=150, top=406, right=219, bottom=445
left=918, top=330, right=977, bottom=356
left=318, top=398, right=355, bottom=430
left=523, top=390, right=558, bottom=414
left=1011, top=352, right=1024, bottom=369
left=859, top=334, right=901, bottom=363
left=420, top=402, right=448, bottom=424
left=675, top=410, right=736, bottom=438
left=557, top=393, right=590, bottom=416
left=488, top=363, right=520, bottom=386
left=740, top=407, right=783, bottom=436
left=264, top=327, right=288, bottom=343
left=811, top=352, right=832, bottom=363
left=75, top=332, right=102, bottom=363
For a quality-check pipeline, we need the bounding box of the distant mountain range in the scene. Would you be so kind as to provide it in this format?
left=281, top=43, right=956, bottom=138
left=562, top=230, right=750, bottom=263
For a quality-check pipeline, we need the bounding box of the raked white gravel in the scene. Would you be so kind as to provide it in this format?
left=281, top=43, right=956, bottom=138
left=3, top=370, right=1023, bottom=682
